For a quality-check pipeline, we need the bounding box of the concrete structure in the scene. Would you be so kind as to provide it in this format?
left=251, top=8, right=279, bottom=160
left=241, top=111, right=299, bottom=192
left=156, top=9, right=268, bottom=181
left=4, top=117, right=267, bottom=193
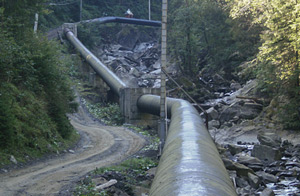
left=120, top=88, right=160, bottom=126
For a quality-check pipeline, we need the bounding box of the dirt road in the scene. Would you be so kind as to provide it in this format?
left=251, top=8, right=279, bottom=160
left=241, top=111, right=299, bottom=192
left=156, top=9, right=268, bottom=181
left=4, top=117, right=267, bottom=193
left=0, top=105, right=145, bottom=196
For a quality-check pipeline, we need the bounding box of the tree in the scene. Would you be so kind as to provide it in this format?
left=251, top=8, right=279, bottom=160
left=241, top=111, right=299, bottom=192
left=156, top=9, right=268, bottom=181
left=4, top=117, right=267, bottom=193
left=0, top=0, right=76, bottom=151
left=168, top=0, right=237, bottom=77
left=229, top=0, right=300, bottom=92
left=228, top=0, right=300, bottom=129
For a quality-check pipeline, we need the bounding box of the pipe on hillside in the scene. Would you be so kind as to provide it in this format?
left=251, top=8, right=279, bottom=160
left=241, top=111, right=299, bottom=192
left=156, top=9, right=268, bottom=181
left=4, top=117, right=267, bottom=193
left=64, top=20, right=237, bottom=195
left=79, top=16, right=161, bottom=27
left=138, top=95, right=237, bottom=196
left=64, top=29, right=127, bottom=96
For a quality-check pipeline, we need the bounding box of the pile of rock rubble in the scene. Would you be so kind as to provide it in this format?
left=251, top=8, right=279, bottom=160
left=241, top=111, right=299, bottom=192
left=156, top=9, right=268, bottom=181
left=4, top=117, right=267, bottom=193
left=220, top=131, right=300, bottom=196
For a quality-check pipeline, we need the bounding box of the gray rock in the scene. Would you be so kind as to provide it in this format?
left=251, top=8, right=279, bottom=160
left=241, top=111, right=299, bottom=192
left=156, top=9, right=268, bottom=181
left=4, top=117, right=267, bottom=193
left=227, top=144, right=243, bottom=155
left=138, top=80, right=150, bottom=87
left=247, top=172, right=260, bottom=189
left=236, top=185, right=253, bottom=196
left=256, top=171, right=278, bottom=183
left=252, top=144, right=282, bottom=163
left=219, top=101, right=262, bottom=124
left=222, top=158, right=254, bottom=177
left=10, top=155, right=17, bottom=164
left=129, top=67, right=140, bottom=77
left=150, top=69, right=161, bottom=75
left=285, top=160, right=300, bottom=167
left=69, top=150, right=75, bottom=154
left=230, top=82, right=242, bottom=90
left=208, top=120, right=220, bottom=129
left=257, top=131, right=281, bottom=147
left=260, top=188, right=275, bottom=196
left=237, top=154, right=263, bottom=166
left=206, top=107, right=219, bottom=120
left=152, top=79, right=161, bottom=88
left=152, top=60, right=161, bottom=69
left=1, top=169, right=8, bottom=173
left=235, top=176, right=249, bottom=188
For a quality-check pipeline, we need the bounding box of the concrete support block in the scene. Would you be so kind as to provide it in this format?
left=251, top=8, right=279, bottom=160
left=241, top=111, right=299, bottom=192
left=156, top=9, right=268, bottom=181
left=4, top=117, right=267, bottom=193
left=62, top=23, right=77, bottom=37
left=120, top=88, right=160, bottom=127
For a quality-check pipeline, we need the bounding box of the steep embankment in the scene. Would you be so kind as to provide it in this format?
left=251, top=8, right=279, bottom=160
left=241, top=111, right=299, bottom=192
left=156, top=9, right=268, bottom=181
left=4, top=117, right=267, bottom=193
left=0, top=102, right=145, bottom=195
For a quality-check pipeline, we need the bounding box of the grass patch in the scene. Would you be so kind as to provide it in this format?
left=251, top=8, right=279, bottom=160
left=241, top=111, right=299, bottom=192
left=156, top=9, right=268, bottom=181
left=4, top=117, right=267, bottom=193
left=0, top=130, right=80, bottom=168
left=74, top=157, right=158, bottom=196
left=83, top=98, right=124, bottom=126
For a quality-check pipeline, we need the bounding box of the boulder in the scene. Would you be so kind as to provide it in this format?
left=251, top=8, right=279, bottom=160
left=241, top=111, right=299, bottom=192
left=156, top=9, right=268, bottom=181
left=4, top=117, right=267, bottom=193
left=152, top=60, right=161, bottom=69
left=227, top=144, right=244, bottom=155
left=247, top=172, right=260, bottom=189
left=219, top=101, right=262, bottom=124
left=235, top=176, right=249, bottom=188
left=206, top=107, right=219, bottom=120
left=251, top=144, right=282, bottom=163
left=208, top=120, right=220, bottom=129
left=222, top=158, right=254, bottom=177
left=256, top=171, right=278, bottom=183
left=285, top=160, right=300, bottom=167
left=257, top=131, right=282, bottom=147
left=260, top=188, right=275, bottom=196
left=152, top=79, right=161, bottom=88
left=237, top=154, right=263, bottom=166
left=138, top=79, right=151, bottom=87
left=129, top=67, right=140, bottom=77
left=10, top=155, right=17, bottom=164
left=230, top=82, right=242, bottom=91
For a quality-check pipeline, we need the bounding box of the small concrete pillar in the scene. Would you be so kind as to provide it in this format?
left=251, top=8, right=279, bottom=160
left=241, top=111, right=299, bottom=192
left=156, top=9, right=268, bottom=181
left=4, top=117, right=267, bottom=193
left=62, top=23, right=77, bottom=37
left=120, top=88, right=160, bottom=127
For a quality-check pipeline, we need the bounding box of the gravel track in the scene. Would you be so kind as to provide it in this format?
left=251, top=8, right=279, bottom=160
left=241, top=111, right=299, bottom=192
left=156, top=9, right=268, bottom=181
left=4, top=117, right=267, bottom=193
left=0, top=105, right=145, bottom=196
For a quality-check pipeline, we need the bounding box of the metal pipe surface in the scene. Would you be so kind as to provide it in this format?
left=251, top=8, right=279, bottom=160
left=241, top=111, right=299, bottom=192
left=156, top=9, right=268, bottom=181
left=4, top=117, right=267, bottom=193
left=79, top=16, right=161, bottom=27
left=64, top=29, right=127, bottom=95
left=138, top=94, right=237, bottom=196
left=64, top=18, right=236, bottom=195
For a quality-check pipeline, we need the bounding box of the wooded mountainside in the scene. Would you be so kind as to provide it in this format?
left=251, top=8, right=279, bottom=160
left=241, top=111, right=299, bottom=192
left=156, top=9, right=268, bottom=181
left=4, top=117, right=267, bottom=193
left=0, top=0, right=299, bottom=165
left=0, top=0, right=77, bottom=164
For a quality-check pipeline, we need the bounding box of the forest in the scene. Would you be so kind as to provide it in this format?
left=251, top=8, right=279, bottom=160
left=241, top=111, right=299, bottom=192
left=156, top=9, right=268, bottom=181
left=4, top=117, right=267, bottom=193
left=0, top=0, right=299, bottom=164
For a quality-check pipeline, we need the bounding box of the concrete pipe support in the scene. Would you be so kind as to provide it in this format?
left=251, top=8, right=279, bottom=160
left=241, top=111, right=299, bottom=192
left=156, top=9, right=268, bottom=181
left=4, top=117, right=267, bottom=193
left=64, top=29, right=127, bottom=96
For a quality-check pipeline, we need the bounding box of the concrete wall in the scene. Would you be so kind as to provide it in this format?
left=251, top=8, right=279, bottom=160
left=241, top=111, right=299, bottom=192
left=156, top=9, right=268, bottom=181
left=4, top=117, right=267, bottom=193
left=120, top=88, right=160, bottom=127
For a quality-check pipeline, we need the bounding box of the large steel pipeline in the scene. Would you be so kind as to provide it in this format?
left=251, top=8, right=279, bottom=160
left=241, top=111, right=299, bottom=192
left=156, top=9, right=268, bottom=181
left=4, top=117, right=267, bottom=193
left=138, top=95, right=237, bottom=196
left=64, top=29, right=126, bottom=96
left=64, top=18, right=237, bottom=196
left=79, top=16, right=161, bottom=27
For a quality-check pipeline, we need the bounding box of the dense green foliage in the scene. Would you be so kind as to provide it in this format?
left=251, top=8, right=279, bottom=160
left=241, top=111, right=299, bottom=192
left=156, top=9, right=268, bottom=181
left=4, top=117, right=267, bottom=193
left=228, top=0, right=300, bottom=129
left=83, top=99, right=124, bottom=126
left=167, top=0, right=299, bottom=129
left=168, top=0, right=260, bottom=78
left=0, top=0, right=77, bottom=163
